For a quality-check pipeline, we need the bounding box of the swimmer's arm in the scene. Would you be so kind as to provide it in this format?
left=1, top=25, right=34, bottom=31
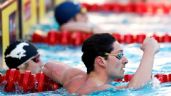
left=61, top=22, right=93, bottom=32
left=127, top=49, right=155, bottom=89
left=127, top=37, right=159, bottom=89
left=42, top=61, right=85, bottom=85
left=61, top=22, right=106, bottom=33
left=114, top=50, right=155, bottom=90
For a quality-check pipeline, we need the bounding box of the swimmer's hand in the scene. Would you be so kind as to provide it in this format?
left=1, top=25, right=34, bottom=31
left=141, top=37, right=160, bottom=54
left=127, top=37, right=159, bottom=89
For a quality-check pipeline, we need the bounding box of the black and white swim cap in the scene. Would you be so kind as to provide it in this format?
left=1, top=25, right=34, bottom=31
left=4, top=41, right=38, bottom=68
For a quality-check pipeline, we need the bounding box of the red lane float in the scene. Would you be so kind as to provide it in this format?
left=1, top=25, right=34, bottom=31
left=60, top=31, right=71, bottom=45
left=70, top=31, right=83, bottom=46
left=123, top=3, right=134, bottom=13
left=19, top=71, right=35, bottom=92
left=1, top=69, right=60, bottom=93
left=135, top=3, right=146, bottom=14
left=123, top=34, right=135, bottom=44
left=100, top=3, right=113, bottom=12
left=152, top=34, right=161, bottom=42
left=124, top=74, right=134, bottom=82
left=155, top=74, right=168, bottom=83
left=31, top=30, right=171, bottom=45
left=161, top=34, right=171, bottom=42
left=36, top=72, right=45, bottom=92
left=89, top=4, right=100, bottom=12
left=123, top=74, right=171, bottom=83
left=82, top=32, right=93, bottom=42
left=112, top=33, right=123, bottom=43
left=0, top=73, right=5, bottom=84
left=168, top=74, right=171, bottom=82
left=81, top=3, right=171, bottom=15
left=0, top=69, right=171, bottom=93
left=112, top=3, right=122, bottom=12
left=135, top=34, right=146, bottom=43
left=32, top=30, right=46, bottom=43
left=46, top=30, right=60, bottom=45
left=32, top=32, right=46, bottom=43
left=4, top=69, right=20, bottom=92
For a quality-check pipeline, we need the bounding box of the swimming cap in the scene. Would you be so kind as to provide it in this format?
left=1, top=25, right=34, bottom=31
left=5, top=41, right=38, bottom=68
left=54, top=1, right=81, bottom=26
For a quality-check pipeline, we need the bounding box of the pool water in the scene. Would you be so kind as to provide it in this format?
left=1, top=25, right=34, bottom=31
left=37, top=43, right=171, bottom=74
left=33, top=12, right=171, bottom=34
left=38, top=43, right=171, bottom=96
left=2, top=10, right=171, bottom=95
left=0, top=43, right=171, bottom=95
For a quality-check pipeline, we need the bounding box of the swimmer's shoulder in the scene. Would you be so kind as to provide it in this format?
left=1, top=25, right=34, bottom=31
left=63, top=72, right=87, bottom=93
left=63, top=68, right=86, bottom=85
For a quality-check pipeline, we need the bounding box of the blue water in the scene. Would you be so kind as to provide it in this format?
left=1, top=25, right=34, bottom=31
left=37, top=43, right=171, bottom=74
left=0, top=43, right=171, bottom=95
left=1, top=8, right=171, bottom=95
left=36, top=43, right=171, bottom=96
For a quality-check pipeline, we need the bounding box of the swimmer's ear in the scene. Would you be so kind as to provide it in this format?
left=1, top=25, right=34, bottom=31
left=95, top=56, right=106, bottom=67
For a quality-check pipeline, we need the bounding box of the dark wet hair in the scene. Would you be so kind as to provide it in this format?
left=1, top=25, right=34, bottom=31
left=81, top=33, right=116, bottom=74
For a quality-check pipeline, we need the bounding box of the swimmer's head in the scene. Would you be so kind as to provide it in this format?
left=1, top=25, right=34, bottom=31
left=82, top=33, right=116, bottom=74
left=54, top=1, right=87, bottom=26
left=5, top=41, right=40, bottom=73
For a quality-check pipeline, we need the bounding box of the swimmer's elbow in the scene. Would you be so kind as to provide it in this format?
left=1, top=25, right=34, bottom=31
left=127, top=78, right=151, bottom=89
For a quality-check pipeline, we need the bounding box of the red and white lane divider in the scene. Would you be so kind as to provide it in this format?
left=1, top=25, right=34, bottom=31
left=0, top=69, right=59, bottom=93
left=32, top=30, right=171, bottom=45
left=0, top=69, right=171, bottom=93
left=123, top=74, right=171, bottom=83
left=81, top=3, right=171, bottom=15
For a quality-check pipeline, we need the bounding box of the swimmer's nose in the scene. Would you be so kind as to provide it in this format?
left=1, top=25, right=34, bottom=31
left=122, top=56, right=128, bottom=65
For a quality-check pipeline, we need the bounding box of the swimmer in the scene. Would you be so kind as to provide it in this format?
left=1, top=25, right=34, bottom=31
left=43, top=33, right=159, bottom=95
left=54, top=1, right=105, bottom=33
left=4, top=41, right=43, bottom=74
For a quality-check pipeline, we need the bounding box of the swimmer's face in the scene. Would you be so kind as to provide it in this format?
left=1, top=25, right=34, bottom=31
left=75, top=12, right=88, bottom=23
left=26, top=55, right=43, bottom=74
left=105, top=41, right=128, bottom=79
left=18, top=55, right=43, bottom=74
